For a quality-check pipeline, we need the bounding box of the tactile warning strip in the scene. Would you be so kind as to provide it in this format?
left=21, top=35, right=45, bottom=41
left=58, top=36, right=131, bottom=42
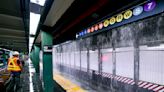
left=54, top=74, right=86, bottom=92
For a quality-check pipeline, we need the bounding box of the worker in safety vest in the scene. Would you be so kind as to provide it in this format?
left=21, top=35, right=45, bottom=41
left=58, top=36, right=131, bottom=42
left=6, top=51, right=22, bottom=92
left=7, top=51, right=22, bottom=73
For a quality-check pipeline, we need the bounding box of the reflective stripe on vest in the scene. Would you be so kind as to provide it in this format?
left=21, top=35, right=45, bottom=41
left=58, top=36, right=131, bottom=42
left=7, top=58, right=21, bottom=72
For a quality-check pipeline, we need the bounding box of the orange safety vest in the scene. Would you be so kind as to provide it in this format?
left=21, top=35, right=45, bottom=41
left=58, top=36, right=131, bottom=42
left=7, top=57, right=21, bottom=72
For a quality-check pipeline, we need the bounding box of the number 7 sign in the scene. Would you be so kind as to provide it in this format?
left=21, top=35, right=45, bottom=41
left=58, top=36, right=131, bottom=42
left=144, top=0, right=156, bottom=11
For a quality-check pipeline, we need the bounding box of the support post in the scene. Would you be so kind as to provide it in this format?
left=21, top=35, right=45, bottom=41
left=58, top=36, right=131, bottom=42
left=111, top=31, right=117, bottom=91
left=87, top=47, right=90, bottom=73
left=98, top=44, right=103, bottom=88
left=74, top=42, right=76, bottom=68
left=34, top=45, right=40, bottom=73
left=133, top=28, right=140, bottom=92
left=41, top=30, right=53, bottom=92
left=79, top=39, right=82, bottom=71
left=30, top=50, right=36, bottom=69
left=98, top=47, right=102, bottom=75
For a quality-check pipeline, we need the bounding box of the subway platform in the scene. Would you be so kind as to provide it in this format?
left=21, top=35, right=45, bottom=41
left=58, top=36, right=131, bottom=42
left=0, top=0, right=164, bottom=92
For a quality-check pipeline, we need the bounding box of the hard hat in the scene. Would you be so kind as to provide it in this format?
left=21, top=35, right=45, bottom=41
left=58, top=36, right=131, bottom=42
left=13, top=51, right=19, bottom=55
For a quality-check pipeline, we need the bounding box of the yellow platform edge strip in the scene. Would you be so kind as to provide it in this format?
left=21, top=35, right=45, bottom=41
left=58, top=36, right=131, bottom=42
left=53, top=74, right=86, bottom=92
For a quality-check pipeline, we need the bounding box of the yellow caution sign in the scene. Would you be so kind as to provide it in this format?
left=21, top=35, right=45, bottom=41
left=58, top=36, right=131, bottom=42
left=103, top=19, right=110, bottom=27
left=124, top=10, right=133, bottom=19
left=116, top=14, right=123, bottom=22
left=54, top=74, right=86, bottom=92
left=109, top=17, right=116, bottom=25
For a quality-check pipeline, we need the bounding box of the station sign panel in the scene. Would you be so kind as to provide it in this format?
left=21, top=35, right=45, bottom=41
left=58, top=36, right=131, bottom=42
left=76, top=0, right=163, bottom=38
left=133, top=6, right=143, bottom=16
left=144, top=1, right=156, bottom=11
left=124, top=10, right=133, bottom=19
left=116, top=14, right=123, bottom=22
left=43, top=45, right=52, bottom=53
left=109, top=17, right=116, bottom=25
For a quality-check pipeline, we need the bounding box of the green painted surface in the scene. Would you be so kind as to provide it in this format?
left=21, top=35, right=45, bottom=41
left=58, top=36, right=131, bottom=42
left=41, top=31, right=54, bottom=92
left=34, top=45, right=40, bottom=73
left=30, top=50, right=37, bottom=70
left=30, top=51, right=34, bottom=62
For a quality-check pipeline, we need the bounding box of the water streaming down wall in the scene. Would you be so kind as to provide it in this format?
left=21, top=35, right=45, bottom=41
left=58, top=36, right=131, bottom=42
left=53, top=13, right=164, bottom=92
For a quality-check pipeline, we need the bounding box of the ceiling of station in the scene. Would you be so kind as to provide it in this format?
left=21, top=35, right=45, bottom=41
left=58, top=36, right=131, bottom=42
left=35, top=0, right=75, bottom=44
left=0, top=0, right=29, bottom=52
left=44, top=0, right=75, bottom=27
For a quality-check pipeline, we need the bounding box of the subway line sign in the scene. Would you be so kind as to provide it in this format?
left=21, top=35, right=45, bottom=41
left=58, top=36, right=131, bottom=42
left=76, top=0, right=159, bottom=38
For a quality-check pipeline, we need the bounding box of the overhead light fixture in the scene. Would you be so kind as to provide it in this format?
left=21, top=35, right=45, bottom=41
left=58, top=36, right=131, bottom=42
left=29, top=37, right=35, bottom=53
left=29, top=0, right=46, bottom=53
left=30, top=0, right=46, bottom=6
left=30, top=12, right=41, bottom=35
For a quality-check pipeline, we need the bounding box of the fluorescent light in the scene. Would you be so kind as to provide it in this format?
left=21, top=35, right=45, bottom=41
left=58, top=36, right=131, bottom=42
left=29, top=37, right=35, bottom=44
left=30, top=12, right=41, bottom=35
left=29, top=37, right=35, bottom=52
left=30, top=0, right=46, bottom=6
left=29, top=12, right=41, bottom=52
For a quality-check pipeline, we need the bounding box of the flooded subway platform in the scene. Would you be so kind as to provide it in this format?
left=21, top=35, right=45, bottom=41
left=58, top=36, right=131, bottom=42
left=52, top=2, right=164, bottom=92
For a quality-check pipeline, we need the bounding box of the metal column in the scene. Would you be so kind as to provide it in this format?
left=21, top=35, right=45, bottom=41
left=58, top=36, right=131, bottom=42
left=87, top=47, right=90, bottom=73
left=133, top=28, right=140, bottom=92
left=98, top=47, right=102, bottom=75
left=79, top=39, right=82, bottom=71
left=41, top=30, right=54, bottom=92
left=111, top=31, right=117, bottom=91
left=34, top=45, right=40, bottom=73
